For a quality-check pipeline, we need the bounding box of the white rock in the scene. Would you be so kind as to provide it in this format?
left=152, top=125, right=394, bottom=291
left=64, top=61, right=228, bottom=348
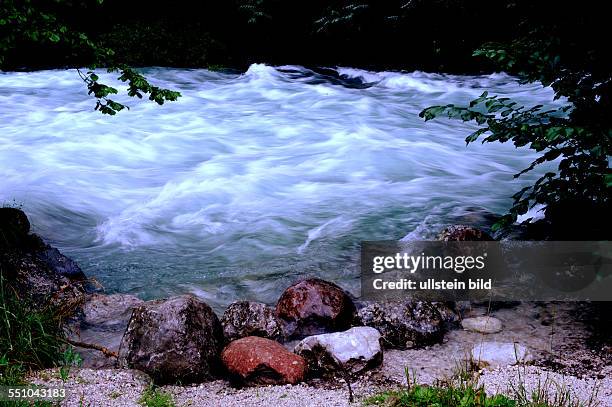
left=294, top=326, right=382, bottom=376
left=461, top=316, right=503, bottom=334
left=471, top=341, right=532, bottom=368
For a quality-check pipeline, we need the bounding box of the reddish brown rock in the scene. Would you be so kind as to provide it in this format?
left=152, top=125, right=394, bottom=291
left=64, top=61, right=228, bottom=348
left=221, top=336, right=306, bottom=386
left=275, top=278, right=356, bottom=339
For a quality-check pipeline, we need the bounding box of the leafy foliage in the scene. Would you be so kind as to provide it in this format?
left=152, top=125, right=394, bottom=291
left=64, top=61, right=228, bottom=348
left=237, top=0, right=272, bottom=25
left=98, top=20, right=224, bottom=68
left=77, top=67, right=181, bottom=115
left=0, top=0, right=181, bottom=115
left=420, top=19, right=610, bottom=233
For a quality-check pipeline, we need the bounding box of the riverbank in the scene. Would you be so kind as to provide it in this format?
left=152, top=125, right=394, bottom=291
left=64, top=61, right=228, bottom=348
left=2, top=208, right=610, bottom=406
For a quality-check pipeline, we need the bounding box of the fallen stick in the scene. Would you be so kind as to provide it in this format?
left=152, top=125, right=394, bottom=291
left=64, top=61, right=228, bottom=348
left=65, top=338, right=118, bottom=358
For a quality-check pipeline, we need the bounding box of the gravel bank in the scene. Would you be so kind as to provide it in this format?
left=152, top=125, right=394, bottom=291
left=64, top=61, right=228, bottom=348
left=480, top=365, right=612, bottom=407
left=30, top=364, right=610, bottom=407
left=29, top=369, right=374, bottom=407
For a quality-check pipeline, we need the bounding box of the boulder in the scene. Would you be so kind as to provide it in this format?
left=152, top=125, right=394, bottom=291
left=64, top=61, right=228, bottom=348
left=1, top=247, right=86, bottom=315
left=437, top=225, right=493, bottom=241
left=221, top=301, right=283, bottom=342
left=221, top=336, right=306, bottom=386
left=118, top=295, right=224, bottom=384
left=461, top=316, right=503, bottom=334
left=471, top=341, right=532, bottom=368
left=0, top=207, right=30, bottom=245
left=294, top=326, right=382, bottom=377
left=275, top=278, right=356, bottom=339
left=0, top=208, right=86, bottom=316
left=357, top=300, right=444, bottom=349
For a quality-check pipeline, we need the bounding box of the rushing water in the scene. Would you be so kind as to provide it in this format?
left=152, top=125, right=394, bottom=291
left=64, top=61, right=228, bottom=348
left=0, top=64, right=557, bottom=309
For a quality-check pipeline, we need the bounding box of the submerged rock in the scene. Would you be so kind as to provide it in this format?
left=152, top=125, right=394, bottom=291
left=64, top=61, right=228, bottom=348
left=471, top=341, right=532, bottom=368
left=437, top=225, right=493, bottom=241
left=461, top=316, right=503, bottom=334
left=275, top=278, right=356, bottom=339
left=294, top=326, right=382, bottom=377
left=118, top=295, right=224, bottom=384
left=221, top=301, right=283, bottom=342
left=222, top=336, right=306, bottom=386
left=356, top=300, right=445, bottom=349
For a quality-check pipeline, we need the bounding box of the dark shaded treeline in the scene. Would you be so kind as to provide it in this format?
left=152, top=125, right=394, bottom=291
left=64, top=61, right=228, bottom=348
left=3, top=0, right=608, bottom=73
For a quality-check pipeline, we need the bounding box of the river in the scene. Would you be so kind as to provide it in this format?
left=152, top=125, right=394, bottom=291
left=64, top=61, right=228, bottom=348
left=0, top=64, right=557, bottom=309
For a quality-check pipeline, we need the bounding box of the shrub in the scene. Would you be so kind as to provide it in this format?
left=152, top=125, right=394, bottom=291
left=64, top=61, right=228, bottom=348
left=420, top=4, right=610, bottom=237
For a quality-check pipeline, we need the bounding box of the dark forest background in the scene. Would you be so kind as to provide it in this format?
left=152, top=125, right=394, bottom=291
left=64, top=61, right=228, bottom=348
left=2, top=0, right=608, bottom=74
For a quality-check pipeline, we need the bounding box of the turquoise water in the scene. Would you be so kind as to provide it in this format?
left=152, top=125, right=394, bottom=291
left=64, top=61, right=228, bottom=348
left=0, top=65, right=557, bottom=308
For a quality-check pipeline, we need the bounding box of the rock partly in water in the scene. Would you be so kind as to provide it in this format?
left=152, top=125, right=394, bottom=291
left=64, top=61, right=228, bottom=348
left=37, top=247, right=86, bottom=280
left=82, top=293, right=144, bottom=327
left=70, top=293, right=145, bottom=368
left=461, top=316, right=503, bottom=334
left=294, top=326, right=382, bottom=378
left=0, top=208, right=86, bottom=316
left=118, top=295, right=224, bottom=384
left=437, top=225, right=493, bottom=241
left=275, top=278, right=356, bottom=339
left=222, top=336, right=306, bottom=386
left=221, top=301, right=283, bottom=342
left=357, top=300, right=445, bottom=349
left=471, top=341, right=532, bottom=368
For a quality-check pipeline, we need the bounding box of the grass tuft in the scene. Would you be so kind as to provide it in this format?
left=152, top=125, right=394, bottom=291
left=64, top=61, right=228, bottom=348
left=364, top=359, right=599, bottom=407
left=139, top=385, right=175, bottom=407
left=0, top=269, right=66, bottom=386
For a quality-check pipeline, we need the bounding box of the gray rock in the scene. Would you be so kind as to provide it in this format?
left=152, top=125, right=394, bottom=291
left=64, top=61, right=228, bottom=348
left=118, top=295, right=224, bottom=384
left=471, top=341, right=532, bottom=368
left=71, top=293, right=145, bottom=369
left=461, top=316, right=503, bottom=334
left=356, top=300, right=445, bottom=349
left=221, top=301, right=282, bottom=342
left=294, top=326, right=382, bottom=377
left=82, top=293, right=144, bottom=327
